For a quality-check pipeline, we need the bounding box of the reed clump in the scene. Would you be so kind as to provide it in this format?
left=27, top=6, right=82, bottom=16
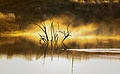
left=35, top=22, right=71, bottom=49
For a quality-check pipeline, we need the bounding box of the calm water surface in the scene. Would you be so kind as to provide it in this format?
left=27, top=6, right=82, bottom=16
left=0, top=54, right=120, bottom=74
left=0, top=36, right=120, bottom=74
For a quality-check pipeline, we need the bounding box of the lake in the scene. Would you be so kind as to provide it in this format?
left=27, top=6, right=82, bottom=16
left=1, top=0, right=120, bottom=74
left=0, top=36, right=120, bottom=74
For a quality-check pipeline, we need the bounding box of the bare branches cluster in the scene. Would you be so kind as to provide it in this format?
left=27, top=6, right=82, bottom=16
left=35, top=22, right=71, bottom=46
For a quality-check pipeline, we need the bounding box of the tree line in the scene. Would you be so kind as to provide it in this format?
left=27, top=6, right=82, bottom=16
left=71, top=0, right=120, bottom=4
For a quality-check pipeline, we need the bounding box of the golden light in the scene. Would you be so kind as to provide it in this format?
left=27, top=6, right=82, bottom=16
left=1, top=18, right=120, bottom=44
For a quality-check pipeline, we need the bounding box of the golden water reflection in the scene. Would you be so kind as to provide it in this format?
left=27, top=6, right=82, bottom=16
left=0, top=36, right=120, bottom=74
left=0, top=36, right=120, bottom=49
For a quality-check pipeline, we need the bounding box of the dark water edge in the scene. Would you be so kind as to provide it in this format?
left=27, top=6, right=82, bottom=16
left=0, top=36, right=120, bottom=49
left=0, top=36, right=120, bottom=61
left=1, top=1, right=120, bottom=74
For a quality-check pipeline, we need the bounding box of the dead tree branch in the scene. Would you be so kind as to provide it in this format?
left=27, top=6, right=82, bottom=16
left=35, top=23, right=49, bottom=42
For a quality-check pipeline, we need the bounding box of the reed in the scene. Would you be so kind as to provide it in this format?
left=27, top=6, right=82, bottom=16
left=35, top=22, right=71, bottom=49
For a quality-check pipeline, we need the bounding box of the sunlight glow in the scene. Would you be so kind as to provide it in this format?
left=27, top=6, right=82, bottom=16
left=1, top=18, right=120, bottom=43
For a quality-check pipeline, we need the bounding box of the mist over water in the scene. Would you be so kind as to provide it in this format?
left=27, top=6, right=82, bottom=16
left=0, top=0, right=120, bottom=74
left=0, top=0, right=120, bottom=35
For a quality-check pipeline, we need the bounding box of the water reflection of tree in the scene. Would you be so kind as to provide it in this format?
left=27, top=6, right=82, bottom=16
left=0, top=36, right=120, bottom=61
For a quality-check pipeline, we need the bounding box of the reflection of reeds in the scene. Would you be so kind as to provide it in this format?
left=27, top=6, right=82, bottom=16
left=0, top=37, right=120, bottom=61
left=1, top=45, right=120, bottom=61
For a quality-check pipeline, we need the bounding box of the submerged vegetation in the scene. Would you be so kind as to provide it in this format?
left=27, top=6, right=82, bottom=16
left=0, top=1, right=120, bottom=74
left=35, top=22, right=71, bottom=49
left=0, top=0, right=120, bottom=50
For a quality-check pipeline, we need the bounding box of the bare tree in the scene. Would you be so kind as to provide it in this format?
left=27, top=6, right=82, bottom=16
left=35, top=22, right=71, bottom=50
left=50, top=22, right=59, bottom=45
left=35, top=23, right=49, bottom=42
left=59, top=24, right=71, bottom=43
